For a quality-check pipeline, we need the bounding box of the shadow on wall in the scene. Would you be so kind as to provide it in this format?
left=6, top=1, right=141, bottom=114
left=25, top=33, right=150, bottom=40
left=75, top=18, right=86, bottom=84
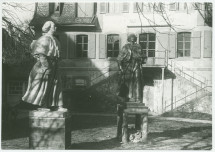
left=63, top=69, right=121, bottom=113
left=142, top=68, right=176, bottom=86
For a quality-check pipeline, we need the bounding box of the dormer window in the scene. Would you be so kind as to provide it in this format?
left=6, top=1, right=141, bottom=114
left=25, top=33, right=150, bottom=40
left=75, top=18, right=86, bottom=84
left=49, top=3, right=63, bottom=15
left=169, top=3, right=177, bottom=11
left=55, top=3, right=60, bottom=12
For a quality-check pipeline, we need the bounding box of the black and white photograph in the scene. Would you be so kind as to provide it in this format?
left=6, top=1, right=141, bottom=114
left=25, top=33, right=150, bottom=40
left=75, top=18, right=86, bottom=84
left=1, top=1, right=213, bottom=150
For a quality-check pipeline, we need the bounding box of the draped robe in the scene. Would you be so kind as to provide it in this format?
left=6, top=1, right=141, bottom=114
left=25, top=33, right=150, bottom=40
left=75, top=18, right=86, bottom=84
left=22, top=34, right=63, bottom=107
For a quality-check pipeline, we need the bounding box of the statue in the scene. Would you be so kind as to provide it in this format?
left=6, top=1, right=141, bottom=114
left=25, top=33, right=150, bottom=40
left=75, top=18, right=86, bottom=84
left=22, top=21, right=65, bottom=111
left=117, top=34, right=145, bottom=103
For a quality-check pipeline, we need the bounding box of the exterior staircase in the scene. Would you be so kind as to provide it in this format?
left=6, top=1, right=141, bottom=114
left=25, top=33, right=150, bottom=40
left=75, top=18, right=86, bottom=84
left=163, top=60, right=212, bottom=113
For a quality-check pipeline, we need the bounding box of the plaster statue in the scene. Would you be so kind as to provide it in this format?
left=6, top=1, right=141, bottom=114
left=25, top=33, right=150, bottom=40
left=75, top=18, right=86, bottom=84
left=117, top=34, right=145, bottom=103
left=22, top=21, right=65, bottom=111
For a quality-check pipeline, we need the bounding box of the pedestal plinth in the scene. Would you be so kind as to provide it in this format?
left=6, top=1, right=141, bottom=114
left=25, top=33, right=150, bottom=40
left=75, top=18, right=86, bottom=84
left=117, top=102, right=148, bottom=143
left=29, top=110, right=71, bottom=150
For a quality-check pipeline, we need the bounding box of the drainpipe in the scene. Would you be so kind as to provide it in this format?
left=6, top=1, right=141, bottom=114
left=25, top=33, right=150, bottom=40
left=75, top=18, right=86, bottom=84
left=161, top=67, right=165, bottom=113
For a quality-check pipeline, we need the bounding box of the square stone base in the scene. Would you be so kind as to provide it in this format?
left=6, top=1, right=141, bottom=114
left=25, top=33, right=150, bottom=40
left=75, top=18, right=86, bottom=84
left=29, top=110, right=71, bottom=150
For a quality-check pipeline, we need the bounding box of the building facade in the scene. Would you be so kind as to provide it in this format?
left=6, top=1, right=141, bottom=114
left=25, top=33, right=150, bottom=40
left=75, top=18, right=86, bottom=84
left=6, top=2, right=212, bottom=114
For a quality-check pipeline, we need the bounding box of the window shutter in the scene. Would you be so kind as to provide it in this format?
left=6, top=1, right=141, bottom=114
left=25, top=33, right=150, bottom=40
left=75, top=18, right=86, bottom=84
left=122, top=3, right=129, bottom=13
left=156, top=33, right=168, bottom=65
left=100, top=3, right=108, bottom=13
left=203, top=31, right=212, bottom=58
left=113, top=3, right=120, bottom=13
left=84, top=3, right=94, bottom=17
left=169, top=32, right=176, bottom=58
left=59, top=33, right=67, bottom=59
left=109, top=3, right=115, bottom=13
left=191, top=31, right=201, bottom=58
left=67, top=33, right=76, bottom=59
left=99, top=34, right=106, bottom=59
left=77, top=3, right=85, bottom=17
left=88, top=34, right=96, bottom=59
left=49, top=3, right=55, bottom=14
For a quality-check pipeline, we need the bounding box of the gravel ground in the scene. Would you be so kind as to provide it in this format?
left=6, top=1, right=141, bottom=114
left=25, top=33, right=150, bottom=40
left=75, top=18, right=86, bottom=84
left=1, top=114, right=212, bottom=150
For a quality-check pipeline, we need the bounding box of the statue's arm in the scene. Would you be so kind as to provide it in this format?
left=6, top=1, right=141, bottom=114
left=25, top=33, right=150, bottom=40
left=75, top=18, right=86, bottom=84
left=117, top=45, right=127, bottom=72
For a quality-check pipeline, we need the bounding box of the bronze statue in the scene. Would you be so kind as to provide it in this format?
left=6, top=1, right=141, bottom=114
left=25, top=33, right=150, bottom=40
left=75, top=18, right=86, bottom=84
left=22, top=21, right=65, bottom=110
left=117, top=34, right=145, bottom=103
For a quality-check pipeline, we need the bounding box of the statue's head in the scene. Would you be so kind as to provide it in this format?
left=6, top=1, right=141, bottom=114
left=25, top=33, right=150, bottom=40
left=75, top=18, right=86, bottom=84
left=127, top=34, right=137, bottom=43
left=42, top=21, right=56, bottom=34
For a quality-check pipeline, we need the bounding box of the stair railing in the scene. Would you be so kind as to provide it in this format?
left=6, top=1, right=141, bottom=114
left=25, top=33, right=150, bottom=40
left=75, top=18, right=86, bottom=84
left=168, top=60, right=209, bottom=88
left=164, top=86, right=212, bottom=112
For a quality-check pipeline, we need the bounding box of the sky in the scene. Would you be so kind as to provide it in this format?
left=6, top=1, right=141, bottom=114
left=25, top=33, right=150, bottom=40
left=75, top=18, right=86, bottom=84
left=2, top=2, right=35, bottom=28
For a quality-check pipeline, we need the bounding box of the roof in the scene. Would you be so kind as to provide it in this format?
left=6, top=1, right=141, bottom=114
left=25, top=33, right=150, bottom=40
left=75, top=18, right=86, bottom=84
left=29, top=3, right=98, bottom=28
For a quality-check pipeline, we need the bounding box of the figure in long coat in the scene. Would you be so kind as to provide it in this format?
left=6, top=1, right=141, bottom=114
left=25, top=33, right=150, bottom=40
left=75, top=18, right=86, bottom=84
left=117, top=34, right=145, bottom=103
left=22, top=21, right=64, bottom=109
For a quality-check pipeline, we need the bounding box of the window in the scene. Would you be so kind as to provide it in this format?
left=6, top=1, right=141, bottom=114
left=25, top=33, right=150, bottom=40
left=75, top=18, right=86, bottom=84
left=109, top=3, right=120, bottom=13
left=177, top=32, right=191, bottom=57
left=154, top=2, right=164, bottom=12
left=133, top=2, right=143, bottom=12
left=49, top=3, right=63, bottom=15
left=100, top=2, right=109, bottom=13
left=139, top=33, right=156, bottom=57
left=122, top=3, right=129, bottom=13
left=8, top=81, right=27, bottom=95
left=76, top=35, right=88, bottom=58
left=169, top=3, right=177, bottom=11
left=107, top=34, right=119, bottom=57
left=75, top=78, right=87, bottom=87
left=55, top=2, right=60, bottom=12
left=77, top=3, right=94, bottom=17
left=184, top=3, right=188, bottom=10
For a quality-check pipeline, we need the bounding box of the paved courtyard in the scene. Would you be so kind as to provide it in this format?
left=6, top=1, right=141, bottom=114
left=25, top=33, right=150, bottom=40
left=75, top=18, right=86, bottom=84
left=1, top=112, right=212, bottom=150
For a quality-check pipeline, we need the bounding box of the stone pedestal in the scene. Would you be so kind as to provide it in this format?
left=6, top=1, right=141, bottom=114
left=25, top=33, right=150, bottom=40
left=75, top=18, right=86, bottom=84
left=117, top=102, right=148, bottom=143
left=29, top=110, right=71, bottom=150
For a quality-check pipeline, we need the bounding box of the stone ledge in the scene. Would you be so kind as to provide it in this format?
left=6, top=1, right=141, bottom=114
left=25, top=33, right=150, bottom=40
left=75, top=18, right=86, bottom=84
left=29, top=110, right=71, bottom=118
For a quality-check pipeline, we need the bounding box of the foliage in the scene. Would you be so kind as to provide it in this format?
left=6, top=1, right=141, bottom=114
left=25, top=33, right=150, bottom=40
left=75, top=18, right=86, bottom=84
left=2, top=2, right=35, bottom=65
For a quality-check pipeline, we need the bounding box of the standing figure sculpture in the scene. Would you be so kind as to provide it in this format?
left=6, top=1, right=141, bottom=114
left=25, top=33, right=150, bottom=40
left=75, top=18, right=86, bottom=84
left=22, top=21, right=64, bottom=110
left=117, top=34, right=144, bottom=103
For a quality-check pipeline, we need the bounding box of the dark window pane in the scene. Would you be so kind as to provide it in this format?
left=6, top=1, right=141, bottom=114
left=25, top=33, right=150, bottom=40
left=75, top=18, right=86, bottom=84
left=185, top=42, right=190, bottom=49
left=178, top=34, right=183, bottom=41
left=184, top=33, right=191, bottom=41
left=107, top=35, right=113, bottom=44
left=84, top=36, right=88, bottom=43
left=177, top=42, right=183, bottom=49
left=83, top=51, right=88, bottom=57
left=149, top=42, right=155, bottom=49
left=114, top=51, right=119, bottom=57
left=76, top=50, right=81, bottom=57
left=149, top=34, right=155, bottom=41
left=185, top=50, right=190, bottom=56
left=107, top=44, right=113, bottom=50
left=77, top=36, right=82, bottom=42
left=84, top=44, right=88, bottom=50
left=140, top=42, right=147, bottom=49
left=77, top=44, right=82, bottom=51
left=107, top=51, right=112, bottom=57
left=139, top=34, right=147, bottom=41
left=114, top=42, right=119, bottom=50
left=177, top=49, right=183, bottom=57
left=148, top=50, right=155, bottom=57
left=142, top=49, right=147, bottom=56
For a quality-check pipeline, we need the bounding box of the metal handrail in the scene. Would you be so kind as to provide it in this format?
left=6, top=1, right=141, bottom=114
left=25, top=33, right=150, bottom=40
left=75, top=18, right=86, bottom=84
left=168, top=60, right=208, bottom=88
left=164, top=86, right=212, bottom=110
left=171, top=61, right=207, bottom=81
